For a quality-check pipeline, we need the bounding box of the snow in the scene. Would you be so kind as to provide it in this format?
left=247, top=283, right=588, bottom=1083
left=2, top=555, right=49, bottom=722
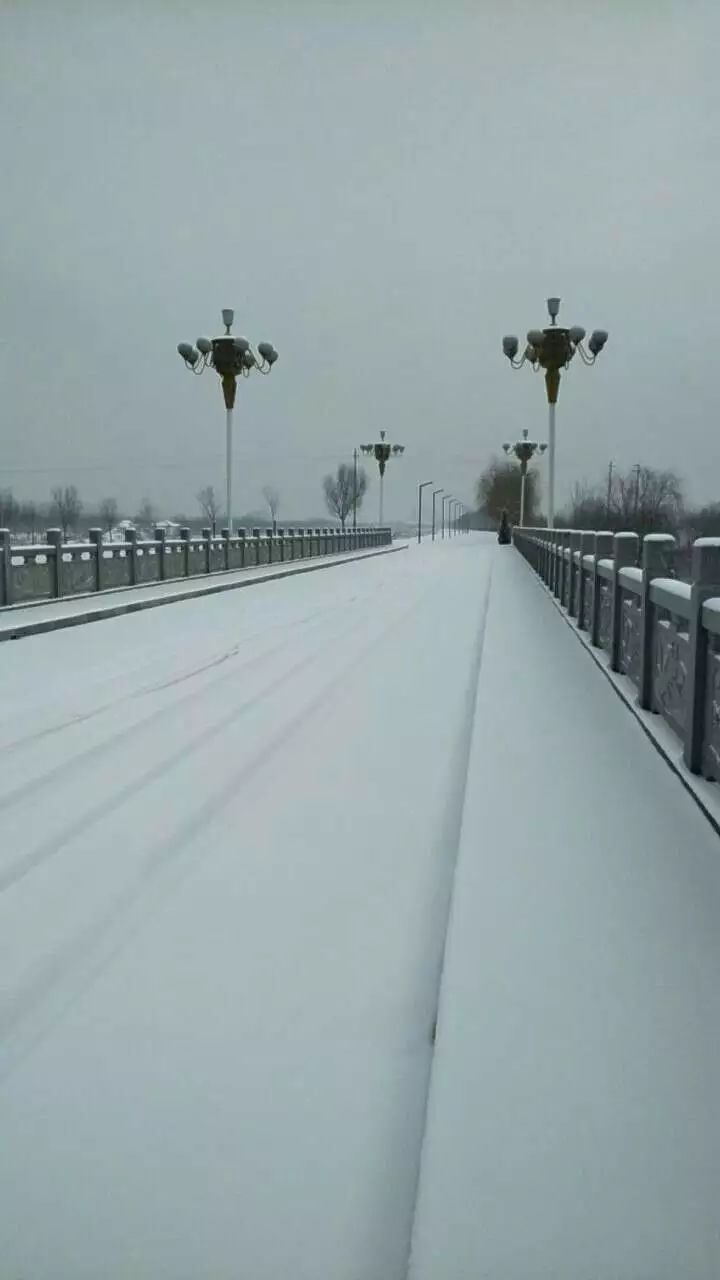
left=618, top=565, right=643, bottom=585
left=2, top=537, right=720, bottom=1279
left=0, top=536, right=488, bottom=1280
left=0, top=544, right=401, bottom=640
left=407, top=552, right=720, bottom=1280
left=650, top=576, right=692, bottom=602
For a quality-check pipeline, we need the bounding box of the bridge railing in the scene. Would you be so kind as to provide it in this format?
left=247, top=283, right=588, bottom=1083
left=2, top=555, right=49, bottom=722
left=515, top=526, right=720, bottom=781
left=0, top=525, right=391, bottom=611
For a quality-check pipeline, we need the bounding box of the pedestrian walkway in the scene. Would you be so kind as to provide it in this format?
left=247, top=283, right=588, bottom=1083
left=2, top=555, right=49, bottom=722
left=0, top=542, right=403, bottom=641
left=408, top=549, right=720, bottom=1280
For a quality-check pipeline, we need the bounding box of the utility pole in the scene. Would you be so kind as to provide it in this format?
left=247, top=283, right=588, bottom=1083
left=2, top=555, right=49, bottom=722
left=606, top=460, right=614, bottom=524
left=633, top=463, right=641, bottom=526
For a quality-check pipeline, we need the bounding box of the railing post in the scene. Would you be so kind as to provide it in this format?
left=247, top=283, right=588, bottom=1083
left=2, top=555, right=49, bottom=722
left=551, top=531, right=561, bottom=596
left=0, top=528, right=12, bottom=606
left=610, top=532, right=639, bottom=672
left=576, top=532, right=594, bottom=628
left=47, top=528, right=64, bottom=597
left=638, top=535, right=676, bottom=709
left=568, top=531, right=582, bottom=616
left=124, top=527, right=138, bottom=586
left=89, top=527, right=104, bottom=593
left=265, top=529, right=275, bottom=564
left=180, top=527, right=191, bottom=577
left=590, top=532, right=613, bottom=647
left=237, top=528, right=246, bottom=568
left=202, top=527, right=212, bottom=574
left=154, top=527, right=167, bottom=581
left=220, top=527, right=230, bottom=570
left=276, top=528, right=285, bottom=563
left=684, top=539, right=720, bottom=774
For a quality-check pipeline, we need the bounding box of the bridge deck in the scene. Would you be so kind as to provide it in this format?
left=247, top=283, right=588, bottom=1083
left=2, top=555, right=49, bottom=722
left=1, top=538, right=718, bottom=1279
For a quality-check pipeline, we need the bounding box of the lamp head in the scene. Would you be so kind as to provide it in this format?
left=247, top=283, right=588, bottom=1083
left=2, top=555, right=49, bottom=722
left=546, top=297, right=561, bottom=322
left=222, top=308, right=234, bottom=332
left=502, top=334, right=519, bottom=360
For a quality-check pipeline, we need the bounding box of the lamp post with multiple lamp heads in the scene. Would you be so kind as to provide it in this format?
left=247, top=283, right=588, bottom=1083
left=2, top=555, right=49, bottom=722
left=502, top=428, right=547, bottom=528
left=360, top=431, right=405, bottom=526
left=177, top=309, right=278, bottom=534
left=502, top=297, right=607, bottom=529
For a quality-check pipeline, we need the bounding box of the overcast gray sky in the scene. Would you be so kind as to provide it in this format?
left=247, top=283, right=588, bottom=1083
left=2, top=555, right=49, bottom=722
left=1, top=0, right=718, bottom=523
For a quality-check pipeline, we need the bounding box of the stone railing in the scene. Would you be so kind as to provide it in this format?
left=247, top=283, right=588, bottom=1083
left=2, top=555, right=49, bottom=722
left=514, top=526, right=720, bottom=781
left=0, top=525, right=391, bottom=610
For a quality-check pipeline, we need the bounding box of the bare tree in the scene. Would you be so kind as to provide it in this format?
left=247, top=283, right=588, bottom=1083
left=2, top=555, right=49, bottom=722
left=612, top=466, right=683, bottom=537
left=323, top=463, right=368, bottom=529
left=262, top=484, right=280, bottom=532
left=51, top=485, right=83, bottom=539
left=0, top=488, right=19, bottom=530
left=19, top=500, right=39, bottom=541
left=99, top=497, right=119, bottom=538
left=476, top=458, right=540, bottom=526
left=196, top=485, right=221, bottom=533
left=135, top=498, right=157, bottom=532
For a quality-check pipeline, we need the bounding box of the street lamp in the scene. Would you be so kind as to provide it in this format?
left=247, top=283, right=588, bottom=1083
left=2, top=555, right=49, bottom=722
left=502, top=297, right=607, bottom=529
left=502, top=428, right=547, bottom=528
left=418, top=481, right=433, bottom=544
left=177, top=308, right=278, bottom=534
left=431, top=488, right=443, bottom=542
left=442, top=495, right=453, bottom=539
left=360, top=430, right=405, bottom=526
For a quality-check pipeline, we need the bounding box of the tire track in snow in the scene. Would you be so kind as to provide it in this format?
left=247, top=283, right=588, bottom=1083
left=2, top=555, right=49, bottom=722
left=402, top=558, right=495, bottom=1280
left=0, top=574, right=444, bottom=1080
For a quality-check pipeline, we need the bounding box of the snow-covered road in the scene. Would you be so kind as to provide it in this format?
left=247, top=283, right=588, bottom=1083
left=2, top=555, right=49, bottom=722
left=3, top=537, right=720, bottom=1280
left=0, top=536, right=491, bottom=1280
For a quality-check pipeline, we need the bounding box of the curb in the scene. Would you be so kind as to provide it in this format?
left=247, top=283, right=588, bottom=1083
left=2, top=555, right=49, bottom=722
left=0, top=545, right=407, bottom=644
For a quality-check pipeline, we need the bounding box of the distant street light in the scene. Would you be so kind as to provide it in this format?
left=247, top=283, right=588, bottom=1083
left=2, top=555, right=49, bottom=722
left=502, top=296, right=607, bottom=529
left=432, top=488, right=444, bottom=542
left=417, top=481, right=433, bottom=545
left=442, top=495, right=453, bottom=539
left=360, top=431, right=405, bottom=526
left=177, top=308, right=278, bottom=534
left=502, top=428, right=547, bottom=528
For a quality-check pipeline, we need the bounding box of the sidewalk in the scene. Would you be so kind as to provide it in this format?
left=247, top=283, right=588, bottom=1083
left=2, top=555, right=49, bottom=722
left=409, top=548, right=720, bottom=1280
left=0, top=544, right=404, bottom=642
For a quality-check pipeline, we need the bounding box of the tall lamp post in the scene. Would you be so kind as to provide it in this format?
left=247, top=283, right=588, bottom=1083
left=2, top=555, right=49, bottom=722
left=178, top=309, right=278, bottom=534
left=502, top=428, right=547, bottom=528
left=502, top=297, right=607, bottom=529
left=361, top=431, right=404, bottom=526
left=418, top=481, right=433, bottom=544
left=432, top=488, right=443, bottom=542
left=442, top=495, right=453, bottom=539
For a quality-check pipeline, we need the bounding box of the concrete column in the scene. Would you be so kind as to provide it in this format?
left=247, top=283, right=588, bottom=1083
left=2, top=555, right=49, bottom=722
left=89, top=528, right=104, bottom=593
left=568, top=531, right=582, bottom=616
left=590, top=532, right=614, bottom=647
left=576, top=532, right=594, bottom=629
left=180, top=527, right=191, bottom=577
left=47, top=528, right=64, bottom=597
left=0, top=528, right=12, bottom=606
left=684, top=539, right=720, bottom=773
left=610, top=532, right=640, bottom=672
left=154, top=527, right=167, bottom=581
left=124, top=527, right=138, bottom=586
left=638, top=535, right=676, bottom=710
